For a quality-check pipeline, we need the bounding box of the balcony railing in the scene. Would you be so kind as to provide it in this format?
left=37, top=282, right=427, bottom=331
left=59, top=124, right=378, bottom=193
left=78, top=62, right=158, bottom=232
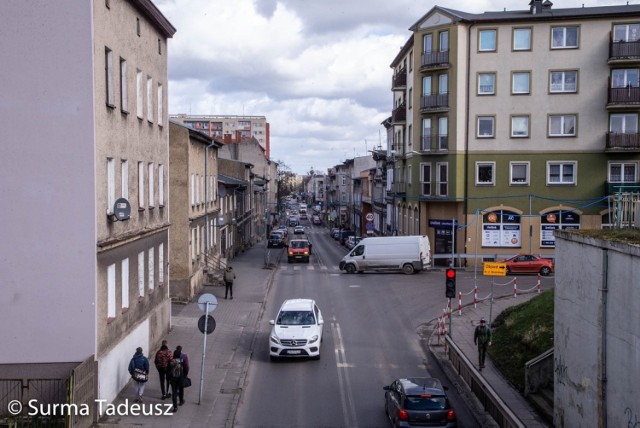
left=421, top=50, right=450, bottom=70
left=392, top=70, right=407, bottom=89
left=392, top=103, right=407, bottom=123
left=420, top=93, right=449, bottom=111
left=606, top=132, right=640, bottom=150
left=609, top=38, right=640, bottom=62
left=607, top=85, right=640, bottom=105
left=420, top=134, right=449, bottom=152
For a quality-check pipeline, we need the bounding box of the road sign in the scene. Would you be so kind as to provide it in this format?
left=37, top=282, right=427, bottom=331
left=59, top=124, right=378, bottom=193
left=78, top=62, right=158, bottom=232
left=365, top=213, right=374, bottom=222
left=198, top=315, right=216, bottom=334
left=366, top=222, right=374, bottom=230
left=483, top=262, right=507, bottom=276
left=198, top=293, right=218, bottom=313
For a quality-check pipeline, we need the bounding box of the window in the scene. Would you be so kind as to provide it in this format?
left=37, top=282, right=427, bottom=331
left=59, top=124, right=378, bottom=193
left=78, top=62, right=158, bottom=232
left=107, top=158, right=115, bottom=214
left=408, top=89, right=412, bottom=109
left=476, top=162, right=495, bottom=185
left=511, top=115, right=529, bottom=138
left=120, top=58, right=128, bottom=112
left=482, top=210, right=522, bottom=248
left=550, top=70, right=577, bottom=93
left=137, top=251, right=145, bottom=298
left=148, top=163, right=154, bottom=208
left=148, top=249, right=154, bottom=291
left=105, top=48, right=115, bottom=107
left=158, top=38, right=162, bottom=55
left=608, top=162, right=638, bottom=182
left=438, top=74, right=448, bottom=95
left=610, top=113, right=638, bottom=133
left=551, top=26, right=579, bottom=49
left=136, top=70, right=143, bottom=119
left=158, top=243, right=164, bottom=286
left=121, top=160, right=128, bottom=199
left=477, top=116, right=495, bottom=138
left=512, top=72, right=530, bottom=94
left=611, top=68, right=639, bottom=88
left=479, top=29, right=497, bottom=51
left=478, top=73, right=496, bottom=95
left=439, top=31, right=448, bottom=52
left=422, top=76, right=431, bottom=96
left=407, top=165, right=412, bottom=184
left=121, top=258, right=129, bottom=310
left=513, top=28, right=532, bottom=51
left=157, top=83, right=163, bottom=126
left=420, top=163, right=431, bottom=195
left=510, top=162, right=530, bottom=185
left=408, top=125, right=412, bottom=146
left=138, top=161, right=144, bottom=208
left=424, top=34, right=432, bottom=53
left=547, top=161, right=576, bottom=185
left=195, top=174, right=200, bottom=204
left=422, top=118, right=431, bottom=151
left=549, top=114, right=576, bottom=136
left=136, top=17, right=141, bottom=36
left=146, top=76, right=153, bottom=123
left=436, top=163, right=448, bottom=196
left=409, top=51, right=413, bottom=72
left=107, top=264, right=116, bottom=319
left=191, top=174, right=195, bottom=205
left=158, top=164, right=164, bottom=206
left=438, top=117, right=448, bottom=150
left=613, top=23, right=640, bottom=42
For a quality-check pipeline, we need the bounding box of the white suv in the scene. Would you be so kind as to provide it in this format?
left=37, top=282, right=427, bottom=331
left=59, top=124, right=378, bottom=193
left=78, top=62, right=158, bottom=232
left=269, top=299, right=324, bottom=360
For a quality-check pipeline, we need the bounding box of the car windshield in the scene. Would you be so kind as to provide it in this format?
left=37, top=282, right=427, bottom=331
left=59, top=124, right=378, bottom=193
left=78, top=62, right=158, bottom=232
left=270, top=234, right=282, bottom=239
left=277, top=310, right=316, bottom=326
left=404, top=395, right=447, bottom=410
left=290, top=241, right=308, bottom=249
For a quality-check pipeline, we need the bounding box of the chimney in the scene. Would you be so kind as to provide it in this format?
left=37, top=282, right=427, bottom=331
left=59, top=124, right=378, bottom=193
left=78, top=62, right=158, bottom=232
left=529, top=0, right=543, bottom=14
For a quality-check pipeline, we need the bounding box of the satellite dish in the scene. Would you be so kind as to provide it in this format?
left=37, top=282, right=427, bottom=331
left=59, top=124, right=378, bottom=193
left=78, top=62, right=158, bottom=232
left=113, top=198, right=131, bottom=221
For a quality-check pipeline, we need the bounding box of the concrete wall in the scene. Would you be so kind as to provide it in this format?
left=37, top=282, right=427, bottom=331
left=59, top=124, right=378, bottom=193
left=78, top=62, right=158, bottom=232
left=554, top=230, right=640, bottom=427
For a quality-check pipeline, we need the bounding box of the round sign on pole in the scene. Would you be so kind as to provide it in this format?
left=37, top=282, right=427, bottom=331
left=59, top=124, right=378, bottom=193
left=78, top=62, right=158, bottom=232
left=198, top=315, right=216, bottom=334
left=198, top=293, right=218, bottom=313
left=365, top=213, right=374, bottom=222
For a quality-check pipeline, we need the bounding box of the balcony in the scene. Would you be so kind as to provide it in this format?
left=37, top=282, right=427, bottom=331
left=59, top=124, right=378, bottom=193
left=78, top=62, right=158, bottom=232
left=607, top=85, right=640, bottom=108
left=609, top=38, right=640, bottom=64
left=391, top=103, right=407, bottom=123
left=606, top=181, right=640, bottom=194
left=392, top=69, right=407, bottom=91
left=392, top=181, right=406, bottom=194
left=419, top=134, right=449, bottom=153
left=606, top=132, right=640, bottom=151
left=420, top=93, right=449, bottom=113
left=420, top=50, right=450, bottom=71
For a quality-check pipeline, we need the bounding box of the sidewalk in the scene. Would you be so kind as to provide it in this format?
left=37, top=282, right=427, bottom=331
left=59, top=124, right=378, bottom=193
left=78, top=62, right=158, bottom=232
left=427, top=292, right=551, bottom=428
left=98, top=246, right=276, bottom=428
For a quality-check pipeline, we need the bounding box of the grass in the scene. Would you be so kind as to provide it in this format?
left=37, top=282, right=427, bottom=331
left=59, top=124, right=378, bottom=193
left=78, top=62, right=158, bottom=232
left=568, top=228, right=640, bottom=245
left=488, top=289, right=554, bottom=392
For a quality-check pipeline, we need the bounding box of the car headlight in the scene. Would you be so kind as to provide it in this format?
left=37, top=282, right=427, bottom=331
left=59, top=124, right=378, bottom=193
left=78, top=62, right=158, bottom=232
left=308, top=335, right=319, bottom=344
left=270, top=335, right=280, bottom=344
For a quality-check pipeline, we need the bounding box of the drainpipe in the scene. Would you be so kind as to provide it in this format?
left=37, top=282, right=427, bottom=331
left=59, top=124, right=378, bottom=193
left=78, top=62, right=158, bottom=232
left=463, top=21, right=476, bottom=269
left=600, top=248, right=608, bottom=426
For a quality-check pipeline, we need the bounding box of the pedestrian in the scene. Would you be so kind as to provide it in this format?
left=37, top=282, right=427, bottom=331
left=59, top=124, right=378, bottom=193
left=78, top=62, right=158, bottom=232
left=224, top=266, right=236, bottom=299
left=154, top=339, right=173, bottom=400
left=168, top=346, right=189, bottom=412
left=128, top=347, right=149, bottom=403
left=473, top=318, right=492, bottom=370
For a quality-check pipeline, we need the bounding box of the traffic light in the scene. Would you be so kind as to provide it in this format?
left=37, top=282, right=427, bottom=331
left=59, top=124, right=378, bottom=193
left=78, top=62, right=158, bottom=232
left=445, top=268, right=456, bottom=298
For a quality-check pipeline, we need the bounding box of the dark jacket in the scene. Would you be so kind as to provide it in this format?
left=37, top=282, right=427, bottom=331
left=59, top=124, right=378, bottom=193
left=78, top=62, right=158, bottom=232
left=128, top=351, right=149, bottom=375
left=154, top=346, right=173, bottom=371
left=224, top=269, right=236, bottom=283
left=474, top=325, right=492, bottom=345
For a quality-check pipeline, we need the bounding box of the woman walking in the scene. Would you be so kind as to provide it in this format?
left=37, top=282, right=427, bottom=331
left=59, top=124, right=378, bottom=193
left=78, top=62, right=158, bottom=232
left=128, top=347, right=150, bottom=402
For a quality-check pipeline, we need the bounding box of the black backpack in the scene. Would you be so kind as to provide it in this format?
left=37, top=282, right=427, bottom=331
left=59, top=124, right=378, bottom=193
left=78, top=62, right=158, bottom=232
left=170, top=358, right=183, bottom=378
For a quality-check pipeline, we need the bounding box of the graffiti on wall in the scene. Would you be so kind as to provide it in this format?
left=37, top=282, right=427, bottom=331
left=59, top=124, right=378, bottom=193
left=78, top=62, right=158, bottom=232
left=554, top=355, right=568, bottom=385
left=626, top=407, right=639, bottom=428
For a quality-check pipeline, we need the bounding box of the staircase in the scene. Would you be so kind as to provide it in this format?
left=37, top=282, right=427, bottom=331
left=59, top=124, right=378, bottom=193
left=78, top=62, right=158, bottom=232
left=527, top=386, right=554, bottom=425
left=203, top=253, right=228, bottom=287
left=524, top=347, right=554, bottom=425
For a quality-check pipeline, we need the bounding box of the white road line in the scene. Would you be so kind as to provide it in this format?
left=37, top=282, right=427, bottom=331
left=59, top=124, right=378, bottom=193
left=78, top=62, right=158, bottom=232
left=332, top=322, right=358, bottom=427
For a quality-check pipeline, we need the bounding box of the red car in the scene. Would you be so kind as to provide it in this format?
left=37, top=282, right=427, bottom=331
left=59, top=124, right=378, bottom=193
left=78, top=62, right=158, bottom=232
left=502, top=254, right=554, bottom=276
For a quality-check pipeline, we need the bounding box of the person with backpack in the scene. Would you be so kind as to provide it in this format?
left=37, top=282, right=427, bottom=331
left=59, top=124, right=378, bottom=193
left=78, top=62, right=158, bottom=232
left=154, top=340, right=173, bottom=400
left=128, top=347, right=149, bottom=403
left=473, top=317, right=493, bottom=370
left=224, top=266, right=236, bottom=299
left=168, top=346, right=189, bottom=411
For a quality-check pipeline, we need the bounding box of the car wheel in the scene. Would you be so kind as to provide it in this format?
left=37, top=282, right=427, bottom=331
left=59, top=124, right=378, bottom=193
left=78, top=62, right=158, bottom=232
left=345, top=264, right=356, bottom=274
left=288, top=258, right=292, bottom=263
left=540, top=266, right=551, bottom=276
left=402, top=263, right=415, bottom=275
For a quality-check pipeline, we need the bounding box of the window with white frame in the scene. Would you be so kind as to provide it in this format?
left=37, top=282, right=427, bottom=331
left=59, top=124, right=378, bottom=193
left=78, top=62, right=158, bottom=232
left=121, top=160, right=128, bottom=199
left=512, top=72, right=530, bottom=94
left=120, top=58, right=128, bottom=112
left=107, top=263, right=116, bottom=319
left=439, top=30, right=448, bottom=52
left=424, top=33, right=432, bottom=53
left=477, top=116, right=495, bottom=138
left=420, top=163, right=431, bottom=195
left=511, top=115, right=529, bottom=137
left=422, top=118, right=431, bottom=151
left=609, top=113, right=638, bottom=133
left=513, top=27, right=531, bottom=51
left=138, top=161, right=145, bottom=208
left=438, top=117, right=448, bottom=150
left=478, top=73, right=496, bottom=95
left=105, top=47, right=115, bottom=107
left=158, top=164, right=164, bottom=206
left=157, top=83, right=163, bottom=126
left=191, top=174, right=195, bottom=205
left=422, top=75, right=431, bottom=96
left=613, top=23, right=640, bottom=42
left=549, top=114, right=576, bottom=136
left=107, top=158, right=115, bottom=214
left=510, top=162, right=530, bottom=185
left=137, top=251, right=145, bottom=297
left=121, top=258, right=129, bottom=310
left=547, top=161, right=576, bottom=184
left=479, top=29, right=497, bottom=51
left=146, top=76, right=153, bottom=123
left=608, top=161, right=638, bottom=183
left=436, top=163, right=448, bottom=196
left=551, top=26, right=579, bottom=49
left=550, top=70, right=577, bottom=93
left=148, top=163, right=154, bottom=208
left=438, top=74, right=448, bottom=95
left=148, top=248, right=154, bottom=291
left=191, top=228, right=197, bottom=260
left=136, top=69, right=143, bottom=119
left=158, top=243, right=164, bottom=286
left=611, top=68, right=639, bottom=88
left=476, top=162, right=495, bottom=185
left=195, top=174, right=200, bottom=204
left=407, top=165, right=412, bottom=184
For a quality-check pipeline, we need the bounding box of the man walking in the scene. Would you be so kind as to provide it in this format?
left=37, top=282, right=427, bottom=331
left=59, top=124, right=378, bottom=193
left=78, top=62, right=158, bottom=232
left=154, top=340, right=173, bottom=399
left=224, top=266, right=236, bottom=299
left=474, top=317, right=492, bottom=370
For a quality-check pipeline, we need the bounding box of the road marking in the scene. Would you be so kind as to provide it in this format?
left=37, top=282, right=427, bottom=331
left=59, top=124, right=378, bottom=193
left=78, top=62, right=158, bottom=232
left=332, top=322, right=358, bottom=427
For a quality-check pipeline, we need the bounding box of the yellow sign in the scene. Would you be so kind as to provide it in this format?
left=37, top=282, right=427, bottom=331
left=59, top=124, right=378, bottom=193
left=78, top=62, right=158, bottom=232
left=483, top=262, right=507, bottom=276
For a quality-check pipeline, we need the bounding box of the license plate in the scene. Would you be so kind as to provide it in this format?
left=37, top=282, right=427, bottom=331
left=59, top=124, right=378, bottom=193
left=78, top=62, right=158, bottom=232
left=286, top=350, right=301, bottom=355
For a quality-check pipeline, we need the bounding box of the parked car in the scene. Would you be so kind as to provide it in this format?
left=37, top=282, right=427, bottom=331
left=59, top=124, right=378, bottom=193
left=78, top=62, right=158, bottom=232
left=502, top=254, right=554, bottom=276
left=276, top=225, right=288, bottom=237
left=331, top=228, right=340, bottom=238
left=345, top=235, right=362, bottom=250
left=383, top=377, right=457, bottom=427
left=287, top=238, right=312, bottom=263
left=269, top=299, right=324, bottom=360
left=338, top=230, right=355, bottom=245
left=312, top=215, right=322, bottom=225
left=294, top=225, right=305, bottom=234
left=267, top=231, right=286, bottom=248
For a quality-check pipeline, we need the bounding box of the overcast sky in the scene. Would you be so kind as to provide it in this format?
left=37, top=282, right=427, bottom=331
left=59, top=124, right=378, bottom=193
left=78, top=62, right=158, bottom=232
left=156, top=0, right=630, bottom=175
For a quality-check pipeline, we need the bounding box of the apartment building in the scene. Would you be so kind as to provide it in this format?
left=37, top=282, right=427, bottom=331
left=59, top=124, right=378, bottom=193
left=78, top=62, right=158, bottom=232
left=0, top=0, right=175, bottom=416
left=171, top=114, right=271, bottom=159
left=389, top=1, right=640, bottom=265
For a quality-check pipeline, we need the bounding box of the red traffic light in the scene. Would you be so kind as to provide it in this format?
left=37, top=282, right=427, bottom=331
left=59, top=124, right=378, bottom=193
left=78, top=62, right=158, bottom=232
left=446, top=268, right=456, bottom=279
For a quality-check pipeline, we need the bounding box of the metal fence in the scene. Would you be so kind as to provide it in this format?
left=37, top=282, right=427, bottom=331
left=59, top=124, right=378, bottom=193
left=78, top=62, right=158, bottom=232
left=608, top=192, right=640, bottom=228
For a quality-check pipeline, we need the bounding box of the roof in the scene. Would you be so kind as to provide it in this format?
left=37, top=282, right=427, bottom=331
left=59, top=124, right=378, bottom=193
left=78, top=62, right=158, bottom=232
left=218, top=174, right=248, bottom=187
left=130, top=0, right=176, bottom=38
left=280, top=299, right=315, bottom=311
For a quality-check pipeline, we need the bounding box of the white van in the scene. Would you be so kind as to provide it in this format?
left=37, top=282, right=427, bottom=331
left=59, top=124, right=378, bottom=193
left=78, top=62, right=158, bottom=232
left=338, top=235, right=431, bottom=274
